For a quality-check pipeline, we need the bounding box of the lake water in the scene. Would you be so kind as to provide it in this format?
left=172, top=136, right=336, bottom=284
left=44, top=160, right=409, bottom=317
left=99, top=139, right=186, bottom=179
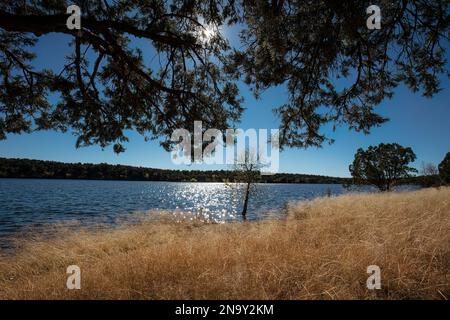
left=0, top=179, right=415, bottom=246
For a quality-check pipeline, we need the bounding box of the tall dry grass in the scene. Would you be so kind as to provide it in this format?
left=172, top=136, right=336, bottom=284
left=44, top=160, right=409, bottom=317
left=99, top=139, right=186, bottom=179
left=0, top=187, right=449, bottom=300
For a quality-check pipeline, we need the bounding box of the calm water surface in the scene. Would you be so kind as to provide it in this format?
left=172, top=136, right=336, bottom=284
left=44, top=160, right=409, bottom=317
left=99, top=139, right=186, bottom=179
left=0, top=179, right=415, bottom=246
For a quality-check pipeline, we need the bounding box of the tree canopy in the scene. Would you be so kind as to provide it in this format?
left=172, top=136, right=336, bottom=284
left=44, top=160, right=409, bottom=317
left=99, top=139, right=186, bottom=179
left=0, top=1, right=449, bottom=152
left=349, top=143, right=417, bottom=191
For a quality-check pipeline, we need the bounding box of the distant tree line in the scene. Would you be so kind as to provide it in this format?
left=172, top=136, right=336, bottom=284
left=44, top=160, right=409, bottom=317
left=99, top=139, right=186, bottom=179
left=405, top=154, right=450, bottom=188
left=0, top=157, right=350, bottom=184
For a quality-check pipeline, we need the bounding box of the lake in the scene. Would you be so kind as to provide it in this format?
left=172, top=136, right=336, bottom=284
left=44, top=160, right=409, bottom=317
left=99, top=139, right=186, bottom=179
left=0, top=179, right=415, bottom=246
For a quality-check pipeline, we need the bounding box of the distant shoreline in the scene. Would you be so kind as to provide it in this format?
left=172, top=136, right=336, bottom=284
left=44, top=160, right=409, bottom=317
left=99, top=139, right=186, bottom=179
left=0, top=176, right=348, bottom=185
left=0, top=157, right=425, bottom=185
left=0, top=157, right=351, bottom=184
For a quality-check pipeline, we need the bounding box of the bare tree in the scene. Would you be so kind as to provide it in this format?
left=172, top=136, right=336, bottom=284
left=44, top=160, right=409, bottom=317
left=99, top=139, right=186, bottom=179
left=420, top=162, right=441, bottom=188
left=228, top=150, right=266, bottom=220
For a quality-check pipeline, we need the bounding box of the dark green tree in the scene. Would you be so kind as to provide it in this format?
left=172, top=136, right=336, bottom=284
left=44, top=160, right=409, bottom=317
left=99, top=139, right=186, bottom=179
left=438, top=152, right=450, bottom=184
left=0, top=1, right=243, bottom=152
left=0, top=1, right=449, bottom=152
left=349, top=143, right=417, bottom=191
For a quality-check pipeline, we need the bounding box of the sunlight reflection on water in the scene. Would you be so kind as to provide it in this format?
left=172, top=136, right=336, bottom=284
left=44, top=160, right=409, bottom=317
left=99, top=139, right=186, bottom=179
left=0, top=179, right=419, bottom=244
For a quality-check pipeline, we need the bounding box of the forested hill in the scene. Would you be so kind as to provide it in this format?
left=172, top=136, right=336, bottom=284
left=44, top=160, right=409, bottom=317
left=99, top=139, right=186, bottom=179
left=0, top=157, right=350, bottom=184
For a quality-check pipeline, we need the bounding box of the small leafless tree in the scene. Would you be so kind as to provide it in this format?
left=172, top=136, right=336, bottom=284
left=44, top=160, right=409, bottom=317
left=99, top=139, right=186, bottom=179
left=229, top=149, right=266, bottom=220
left=420, top=162, right=441, bottom=188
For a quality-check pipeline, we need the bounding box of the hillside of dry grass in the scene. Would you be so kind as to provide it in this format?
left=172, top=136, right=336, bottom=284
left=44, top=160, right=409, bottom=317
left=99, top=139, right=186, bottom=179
left=0, top=187, right=449, bottom=300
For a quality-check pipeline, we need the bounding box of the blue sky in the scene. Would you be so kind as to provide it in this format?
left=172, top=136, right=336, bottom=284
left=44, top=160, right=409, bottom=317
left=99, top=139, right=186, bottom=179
left=0, top=27, right=449, bottom=177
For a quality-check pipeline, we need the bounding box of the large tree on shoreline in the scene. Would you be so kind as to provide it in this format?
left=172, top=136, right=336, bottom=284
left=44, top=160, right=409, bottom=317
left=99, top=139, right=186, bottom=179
left=349, top=143, right=417, bottom=191
left=0, top=1, right=449, bottom=152
left=438, top=152, right=450, bottom=184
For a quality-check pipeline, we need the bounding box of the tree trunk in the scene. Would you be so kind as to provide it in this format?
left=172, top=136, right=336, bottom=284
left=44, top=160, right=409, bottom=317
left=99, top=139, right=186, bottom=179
left=386, top=180, right=392, bottom=191
left=241, top=182, right=251, bottom=220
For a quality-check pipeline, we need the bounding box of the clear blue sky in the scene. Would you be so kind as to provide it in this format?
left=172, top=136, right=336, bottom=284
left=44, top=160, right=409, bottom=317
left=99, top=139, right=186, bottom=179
left=0, top=28, right=449, bottom=178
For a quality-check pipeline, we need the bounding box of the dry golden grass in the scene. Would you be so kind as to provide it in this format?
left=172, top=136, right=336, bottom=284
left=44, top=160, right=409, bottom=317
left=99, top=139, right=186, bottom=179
left=0, top=187, right=449, bottom=300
